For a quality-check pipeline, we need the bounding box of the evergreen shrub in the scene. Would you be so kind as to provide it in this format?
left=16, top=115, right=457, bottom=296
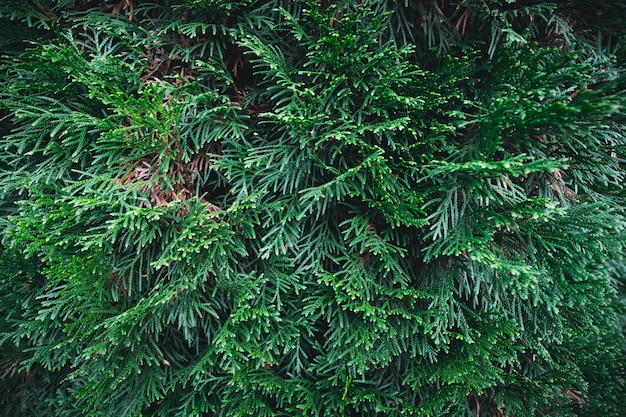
left=1, top=1, right=625, bottom=416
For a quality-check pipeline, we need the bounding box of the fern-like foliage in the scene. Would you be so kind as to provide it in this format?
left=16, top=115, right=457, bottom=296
left=1, top=1, right=625, bottom=416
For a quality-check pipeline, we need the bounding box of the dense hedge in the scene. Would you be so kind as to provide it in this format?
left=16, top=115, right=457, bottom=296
left=1, top=1, right=625, bottom=416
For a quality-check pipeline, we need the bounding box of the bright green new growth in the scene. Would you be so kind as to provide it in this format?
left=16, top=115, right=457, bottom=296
left=0, top=1, right=625, bottom=416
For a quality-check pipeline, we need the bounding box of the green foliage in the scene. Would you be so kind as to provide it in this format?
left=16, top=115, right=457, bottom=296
left=1, top=1, right=625, bottom=416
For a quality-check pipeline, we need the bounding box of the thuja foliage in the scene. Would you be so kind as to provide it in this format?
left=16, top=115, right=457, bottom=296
left=1, top=1, right=625, bottom=416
